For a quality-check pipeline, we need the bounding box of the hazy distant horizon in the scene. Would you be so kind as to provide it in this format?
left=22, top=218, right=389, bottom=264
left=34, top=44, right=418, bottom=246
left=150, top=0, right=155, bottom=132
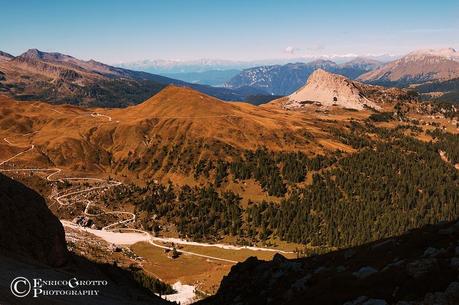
left=0, top=47, right=405, bottom=66
left=1, top=0, right=458, bottom=63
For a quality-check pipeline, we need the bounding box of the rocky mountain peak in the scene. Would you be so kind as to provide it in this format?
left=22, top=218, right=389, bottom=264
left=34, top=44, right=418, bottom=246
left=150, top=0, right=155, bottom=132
left=16, top=49, right=76, bottom=63
left=408, top=47, right=459, bottom=62
left=307, top=68, right=342, bottom=82
left=358, top=48, right=459, bottom=85
left=0, top=50, right=14, bottom=61
left=285, top=69, right=380, bottom=110
left=19, top=48, right=44, bottom=59
left=341, top=57, right=383, bottom=69
left=309, top=59, right=337, bottom=66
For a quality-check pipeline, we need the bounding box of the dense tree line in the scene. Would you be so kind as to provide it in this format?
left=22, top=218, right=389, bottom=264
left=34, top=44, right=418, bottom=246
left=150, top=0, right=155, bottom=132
left=130, top=267, right=176, bottom=295
left=368, top=112, right=394, bottom=122
left=227, top=148, right=339, bottom=196
left=105, top=124, right=459, bottom=250
left=329, top=125, right=371, bottom=149
left=134, top=185, right=243, bottom=240
left=428, top=128, right=459, bottom=164
left=229, top=148, right=286, bottom=196
left=245, top=135, right=459, bottom=247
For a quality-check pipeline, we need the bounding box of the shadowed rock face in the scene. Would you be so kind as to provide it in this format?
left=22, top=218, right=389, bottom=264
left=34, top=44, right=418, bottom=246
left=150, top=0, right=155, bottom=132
left=0, top=173, right=68, bottom=267
left=198, top=220, right=459, bottom=305
left=0, top=173, right=172, bottom=305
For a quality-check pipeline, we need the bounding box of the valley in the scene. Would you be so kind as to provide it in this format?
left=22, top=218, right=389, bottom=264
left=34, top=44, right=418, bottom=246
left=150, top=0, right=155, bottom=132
left=1, top=67, right=458, bottom=303
left=0, top=122, right=299, bottom=301
left=1, top=41, right=459, bottom=305
left=2, top=1, right=459, bottom=304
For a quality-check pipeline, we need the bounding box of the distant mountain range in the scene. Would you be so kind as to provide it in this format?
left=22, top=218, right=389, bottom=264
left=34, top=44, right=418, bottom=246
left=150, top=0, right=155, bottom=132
left=225, top=58, right=383, bottom=95
left=1, top=48, right=458, bottom=107
left=161, top=69, right=241, bottom=86
left=0, top=49, right=264, bottom=107
left=117, top=58, right=255, bottom=74
left=116, top=54, right=398, bottom=74
left=358, top=48, right=459, bottom=86
left=357, top=48, right=459, bottom=103
left=224, top=48, right=459, bottom=103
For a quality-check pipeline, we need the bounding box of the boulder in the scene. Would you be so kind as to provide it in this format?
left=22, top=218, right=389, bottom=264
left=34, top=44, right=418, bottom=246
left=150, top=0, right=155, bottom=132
left=423, top=282, right=459, bottom=305
left=353, top=266, right=378, bottom=279
left=290, top=274, right=311, bottom=291
left=363, top=299, right=388, bottom=305
left=423, top=247, right=442, bottom=257
left=450, top=258, right=459, bottom=269
left=406, top=258, right=437, bottom=278
left=344, top=296, right=368, bottom=305
left=344, top=297, right=388, bottom=305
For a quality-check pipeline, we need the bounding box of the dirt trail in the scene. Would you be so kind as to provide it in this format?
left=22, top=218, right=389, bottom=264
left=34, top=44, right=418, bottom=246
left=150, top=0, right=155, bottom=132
left=0, top=119, right=293, bottom=264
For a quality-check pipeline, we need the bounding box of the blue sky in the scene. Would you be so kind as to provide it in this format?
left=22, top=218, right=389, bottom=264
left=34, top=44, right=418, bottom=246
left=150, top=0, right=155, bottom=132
left=0, top=0, right=458, bottom=63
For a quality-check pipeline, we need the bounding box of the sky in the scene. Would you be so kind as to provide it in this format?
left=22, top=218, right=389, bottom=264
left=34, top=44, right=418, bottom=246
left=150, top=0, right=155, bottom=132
left=0, top=0, right=458, bottom=64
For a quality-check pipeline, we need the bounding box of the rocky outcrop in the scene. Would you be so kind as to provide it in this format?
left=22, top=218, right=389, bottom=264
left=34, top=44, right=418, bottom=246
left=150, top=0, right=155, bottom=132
left=278, top=69, right=418, bottom=111
left=199, top=219, right=459, bottom=305
left=0, top=173, right=68, bottom=266
left=285, top=69, right=381, bottom=110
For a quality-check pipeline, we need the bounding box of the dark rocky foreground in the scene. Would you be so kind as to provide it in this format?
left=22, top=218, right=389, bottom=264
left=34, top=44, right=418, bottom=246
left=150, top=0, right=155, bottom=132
left=0, top=173, right=68, bottom=266
left=199, top=219, right=459, bottom=305
left=0, top=173, right=171, bottom=305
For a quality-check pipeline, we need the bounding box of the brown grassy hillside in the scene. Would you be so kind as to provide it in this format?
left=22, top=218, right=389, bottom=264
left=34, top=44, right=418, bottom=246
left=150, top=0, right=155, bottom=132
left=0, top=84, right=456, bottom=189
left=0, top=86, right=362, bottom=176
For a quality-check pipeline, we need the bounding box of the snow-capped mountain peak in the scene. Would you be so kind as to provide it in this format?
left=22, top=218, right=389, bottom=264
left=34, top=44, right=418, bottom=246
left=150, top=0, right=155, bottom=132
left=407, top=48, right=459, bottom=62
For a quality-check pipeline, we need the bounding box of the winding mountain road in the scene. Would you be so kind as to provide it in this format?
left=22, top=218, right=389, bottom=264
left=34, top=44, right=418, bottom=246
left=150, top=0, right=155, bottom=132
left=91, top=112, right=113, bottom=122
left=0, top=143, right=35, bottom=166
left=0, top=114, right=293, bottom=264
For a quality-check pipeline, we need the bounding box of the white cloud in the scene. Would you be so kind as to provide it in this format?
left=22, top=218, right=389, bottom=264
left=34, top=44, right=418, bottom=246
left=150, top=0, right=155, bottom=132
left=284, top=46, right=299, bottom=54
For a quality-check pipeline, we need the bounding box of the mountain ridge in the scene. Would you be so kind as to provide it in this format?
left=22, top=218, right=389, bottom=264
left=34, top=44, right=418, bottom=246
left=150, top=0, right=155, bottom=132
left=0, top=49, right=262, bottom=107
left=358, top=49, right=459, bottom=86
left=225, top=58, right=383, bottom=95
left=0, top=50, right=14, bottom=61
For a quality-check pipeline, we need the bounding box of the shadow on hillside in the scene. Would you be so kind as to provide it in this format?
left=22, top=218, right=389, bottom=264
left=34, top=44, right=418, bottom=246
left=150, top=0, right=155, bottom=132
left=0, top=251, right=173, bottom=305
left=200, top=219, right=459, bottom=305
